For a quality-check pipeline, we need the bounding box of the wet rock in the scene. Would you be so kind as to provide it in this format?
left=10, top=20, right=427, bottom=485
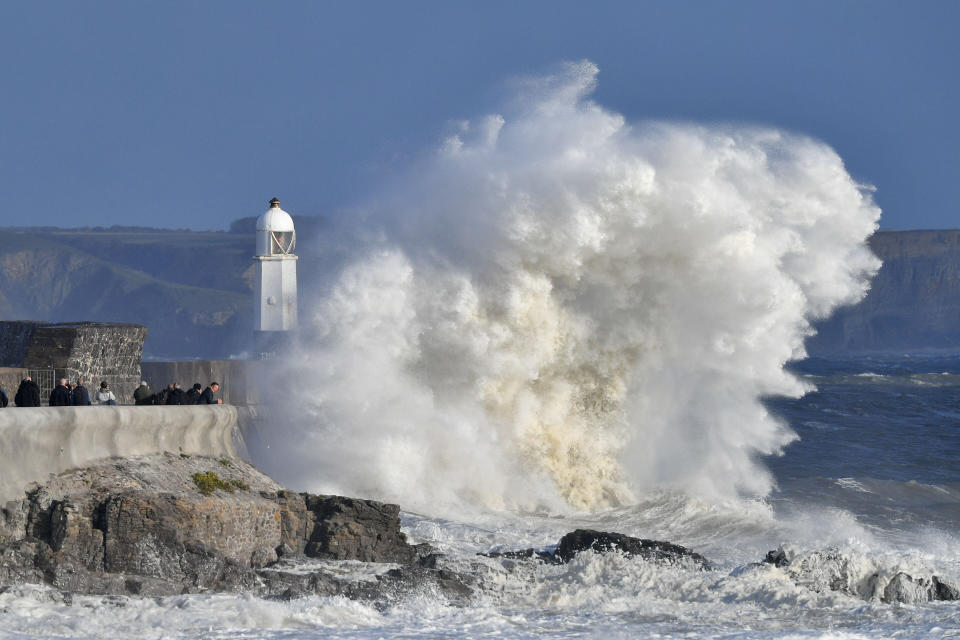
left=0, top=454, right=431, bottom=598
left=482, top=547, right=555, bottom=563
left=555, top=530, right=710, bottom=568
left=762, top=547, right=960, bottom=604
left=934, top=576, right=960, bottom=600
left=482, top=529, right=710, bottom=570
left=301, top=495, right=417, bottom=564
left=0, top=500, right=28, bottom=543
left=763, top=548, right=791, bottom=568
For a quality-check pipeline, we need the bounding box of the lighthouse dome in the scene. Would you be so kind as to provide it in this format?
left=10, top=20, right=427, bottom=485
left=256, top=198, right=296, bottom=256
left=256, top=198, right=295, bottom=232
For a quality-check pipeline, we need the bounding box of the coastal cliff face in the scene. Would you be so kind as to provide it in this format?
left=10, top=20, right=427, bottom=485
left=809, top=230, right=960, bottom=352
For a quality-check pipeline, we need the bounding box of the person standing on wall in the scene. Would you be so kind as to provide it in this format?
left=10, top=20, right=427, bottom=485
left=186, top=383, right=202, bottom=404
left=133, top=381, right=153, bottom=405
left=154, top=383, right=174, bottom=406
left=166, top=383, right=188, bottom=405
left=71, top=379, right=91, bottom=406
left=95, top=381, right=117, bottom=405
left=49, top=378, right=71, bottom=406
left=198, top=382, right=222, bottom=405
left=14, top=377, right=40, bottom=407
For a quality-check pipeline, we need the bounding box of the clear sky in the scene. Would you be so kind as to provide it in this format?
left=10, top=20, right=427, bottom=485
left=0, top=1, right=955, bottom=231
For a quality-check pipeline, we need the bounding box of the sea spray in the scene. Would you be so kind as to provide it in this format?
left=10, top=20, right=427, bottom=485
left=253, top=61, right=880, bottom=513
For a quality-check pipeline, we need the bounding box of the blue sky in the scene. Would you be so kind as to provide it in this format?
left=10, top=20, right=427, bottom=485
left=0, top=1, right=955, bottom=231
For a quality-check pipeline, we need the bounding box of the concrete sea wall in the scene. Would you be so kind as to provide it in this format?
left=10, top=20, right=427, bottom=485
left=0, top=405, right=239, bottom=503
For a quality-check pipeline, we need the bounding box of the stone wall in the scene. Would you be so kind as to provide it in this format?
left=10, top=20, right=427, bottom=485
left=0, top=322, right=147, bottom=403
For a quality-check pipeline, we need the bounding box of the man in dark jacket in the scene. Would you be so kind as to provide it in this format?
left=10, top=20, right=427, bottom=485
left=166, top=383, right=188, bottom=405
left=71, top=380, right=91, bottom=406
left=14, top=377, right=41, bottom=407
left=186, top=383, right=202, bottom=404
left=49, top=378, right=71, bottom=406
left=154, top=383, right=174, bottom=406
left=0, top=386, right=8, bottom=408
left=133, top=381, right=153, bottom=405
left=198, top=382, right=222, bottom=404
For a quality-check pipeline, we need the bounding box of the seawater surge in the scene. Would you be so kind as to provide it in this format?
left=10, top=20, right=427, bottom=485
left=0, top=406, right=240, bottom=502
left=255, top=61, right=881, bottom=514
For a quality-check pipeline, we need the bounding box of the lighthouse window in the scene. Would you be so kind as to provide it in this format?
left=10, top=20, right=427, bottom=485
left=270, top=231, right=296, bottom=255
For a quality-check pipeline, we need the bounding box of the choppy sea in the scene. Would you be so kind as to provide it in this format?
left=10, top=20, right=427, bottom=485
left=1, top=353, right=958, bottom=639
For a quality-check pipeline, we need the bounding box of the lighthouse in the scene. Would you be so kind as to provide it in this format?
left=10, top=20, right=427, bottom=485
left=254, top=198, right=298, bottom=353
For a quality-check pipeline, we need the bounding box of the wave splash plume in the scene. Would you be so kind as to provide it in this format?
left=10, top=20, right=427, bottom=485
left=265, top=61, right=880, bottom=514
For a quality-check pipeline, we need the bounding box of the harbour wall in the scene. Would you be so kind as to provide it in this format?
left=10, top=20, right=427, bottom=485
left=0, top=405, right=242, bottom=503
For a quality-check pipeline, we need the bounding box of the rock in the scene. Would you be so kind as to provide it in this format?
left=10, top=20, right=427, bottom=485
left=763, top=548, right=791, bottom=568
left=761, top=548, right=960, bottom=604
left=482, top=529, right=710, bottom=570
left=879, top=572, right=960, bottom=604
left=482, top=547, right=555, bottom=563
left=0, top=500, right=28, bottom=543
left=275, top=493, right=417, bottom=564
left=934, top=576, right=960, bottom=600
left=555, top=530, right=710, bottom=568
left=0, top=453, right=431, bottom=598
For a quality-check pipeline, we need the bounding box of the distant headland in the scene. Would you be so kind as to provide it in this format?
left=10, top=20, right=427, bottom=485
left=1, top=224, right=957, bottom=357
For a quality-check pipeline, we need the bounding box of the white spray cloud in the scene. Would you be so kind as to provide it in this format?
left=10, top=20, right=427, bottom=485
left=256, top=61, right=880, bottom=514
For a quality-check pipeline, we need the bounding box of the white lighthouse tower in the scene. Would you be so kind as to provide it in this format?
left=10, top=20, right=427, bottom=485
left=254, top=198, right=298, bottom=352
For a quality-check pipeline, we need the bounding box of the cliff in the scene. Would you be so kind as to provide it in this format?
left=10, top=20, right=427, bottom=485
left=3, top=225, right=960, bottom=356
left=808, top=230, right=960, bottom=352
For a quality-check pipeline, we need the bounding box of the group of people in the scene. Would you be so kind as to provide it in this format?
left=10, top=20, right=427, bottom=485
left=0, top=377, right=118, bottom=407
left=133, top=381, right=222, bottom=406
left=0, top=377, right=222, bottom=407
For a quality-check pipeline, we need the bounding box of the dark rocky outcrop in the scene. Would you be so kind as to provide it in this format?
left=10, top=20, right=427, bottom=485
left=483, top=528, right=710, bottom=570
left=0, top=454, right=469, bottom=601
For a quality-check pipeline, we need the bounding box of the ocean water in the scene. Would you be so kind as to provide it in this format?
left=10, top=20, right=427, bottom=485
left=1, top=352, right=958, bottom=639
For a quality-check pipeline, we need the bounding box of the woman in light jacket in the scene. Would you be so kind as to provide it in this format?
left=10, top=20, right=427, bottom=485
left=95, top=381, right=117, bottom=405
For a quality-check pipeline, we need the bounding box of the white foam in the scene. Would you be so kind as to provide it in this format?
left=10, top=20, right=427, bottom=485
left=250, top=61, right=880, bottom=516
